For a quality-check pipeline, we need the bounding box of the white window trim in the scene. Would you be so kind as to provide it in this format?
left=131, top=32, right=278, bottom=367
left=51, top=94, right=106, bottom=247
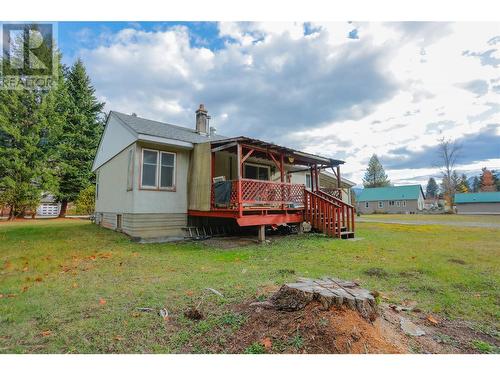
left=140, top=148, right=159, bottom=189
left=396, top=201, right=401, bottom=207
left=159, top=151, right=176, bottom=190
left=365, top=202, right=369, bottom=208
left=378, top=201, right=384, bottom=208
left=95, top=171, right=99, bottom=200
left=140, top=148, right=177, bottom=190
left=243, top=162, right=271, bottom=181
left=403, top=200, right=407, bottom=207
left=305, top=173, right=312, bottom=189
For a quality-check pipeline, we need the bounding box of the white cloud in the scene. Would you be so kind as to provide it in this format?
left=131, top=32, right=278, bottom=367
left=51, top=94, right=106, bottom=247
left=77, top=22, right=500, bottom=186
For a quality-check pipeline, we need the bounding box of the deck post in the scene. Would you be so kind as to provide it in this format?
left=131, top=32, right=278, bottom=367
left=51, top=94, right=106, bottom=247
left=258, top=225, right=266, bottom=242
left=337, top=165, right=341, bottom=189
left=210, top=149, right=215, bottom=209
left=237, top=143, right=243, bottom=217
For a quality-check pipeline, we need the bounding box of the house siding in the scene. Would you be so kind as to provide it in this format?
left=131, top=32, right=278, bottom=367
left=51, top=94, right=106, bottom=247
left=456, top=202, right=500, bottom=215
left=95, top=141, right=190, bottom=240
left=357, top=200, right=420, bottom=214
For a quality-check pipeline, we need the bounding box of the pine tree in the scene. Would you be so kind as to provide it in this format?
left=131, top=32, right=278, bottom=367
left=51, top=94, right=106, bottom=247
left=471, top=176, right=480, bottom=193
left=491, top=170, right=500, bottom=191
left=55, top=59, right=105, bottom=217
left=479, top=168, right=497, bottom=192
left=0, top=31, right=61, bottom=219
left=425, top=177, right=439, bottom=198
left=362, top=154, right=391, bottom=188
left=457, top=174, right=470, bottom=193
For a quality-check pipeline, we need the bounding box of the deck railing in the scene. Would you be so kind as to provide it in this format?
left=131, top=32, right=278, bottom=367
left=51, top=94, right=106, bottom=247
left=212, top=179, right=305, bottom=210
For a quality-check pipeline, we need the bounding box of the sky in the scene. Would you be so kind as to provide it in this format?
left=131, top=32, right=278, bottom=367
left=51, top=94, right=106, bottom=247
left=57, top=21, right=500, bottom=186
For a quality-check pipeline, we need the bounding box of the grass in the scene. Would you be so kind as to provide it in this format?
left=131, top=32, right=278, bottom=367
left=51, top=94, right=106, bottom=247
left=360, top=214, right=500, bottom=224
left=0, top=218, right=499, bottom=353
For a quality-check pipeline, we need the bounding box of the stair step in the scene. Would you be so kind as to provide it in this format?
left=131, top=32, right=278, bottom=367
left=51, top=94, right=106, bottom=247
left=340, top=231, right=355, bottom=239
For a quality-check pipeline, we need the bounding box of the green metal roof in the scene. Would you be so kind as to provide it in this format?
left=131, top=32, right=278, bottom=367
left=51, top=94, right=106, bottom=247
left=357, top=185, right=424, bottom=202
left=455, top=192, right=500, bottom=204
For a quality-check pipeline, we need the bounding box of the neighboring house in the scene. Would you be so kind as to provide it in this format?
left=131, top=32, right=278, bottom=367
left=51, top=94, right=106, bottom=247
left=0, top=193, right=60, bottom=218
left=356, top=185, right=425, bottom=214
left=455, top=192, right=500, bottom=215
left=92, top=105, right=355, bottom=241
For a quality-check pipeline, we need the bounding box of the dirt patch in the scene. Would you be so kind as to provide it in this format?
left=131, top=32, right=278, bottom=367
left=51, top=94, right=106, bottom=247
left=363, top=267, right=389, bottom=278
left=201, top=236, right=259, bottom=249
left=448, top=258, right=467, bottom=265
left=226, top=301, right=404, bottom=353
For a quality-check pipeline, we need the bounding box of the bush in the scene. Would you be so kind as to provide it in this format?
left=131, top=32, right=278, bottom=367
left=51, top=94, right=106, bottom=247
left=75, top=185, right=96, bottom=215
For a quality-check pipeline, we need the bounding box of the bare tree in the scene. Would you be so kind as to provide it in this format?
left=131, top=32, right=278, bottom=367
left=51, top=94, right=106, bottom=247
left=437, top=138, right=461, bottom=209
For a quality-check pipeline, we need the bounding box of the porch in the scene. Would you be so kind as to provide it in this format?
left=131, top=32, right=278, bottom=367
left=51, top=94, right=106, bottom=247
left=187, top=137, right=355, bottom=238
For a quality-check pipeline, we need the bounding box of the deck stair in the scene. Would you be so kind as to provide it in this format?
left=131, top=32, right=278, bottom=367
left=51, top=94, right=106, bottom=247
left=304, top=190, right=355, bottom=239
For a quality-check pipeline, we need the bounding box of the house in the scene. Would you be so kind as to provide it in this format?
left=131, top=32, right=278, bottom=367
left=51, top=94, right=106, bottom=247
left=356, top=185, right=425, bottom=214
left=92, top=105, right=355, bottom=241
left=454, top=192, right=500, bottom=215
left=0, top=193, right=60, bottom=218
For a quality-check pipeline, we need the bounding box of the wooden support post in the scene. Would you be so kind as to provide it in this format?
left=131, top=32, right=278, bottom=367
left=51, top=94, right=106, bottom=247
left=258, top=225, right=266, bottom=242
left=337, top=165, right=341, bottom=189
left=314, top=164, right=320, bottom=192
left=237, top=143, right=243, bottom=217
left=210, top=150, right=216, bottom=209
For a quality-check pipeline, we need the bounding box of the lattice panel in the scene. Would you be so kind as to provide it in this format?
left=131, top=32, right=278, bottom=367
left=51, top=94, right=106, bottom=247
left=240, top=179, right=305, bottom=205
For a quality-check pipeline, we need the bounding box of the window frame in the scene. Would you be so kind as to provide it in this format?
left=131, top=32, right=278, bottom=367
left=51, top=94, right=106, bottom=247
left=95, top=171, right=99, bottom=200
left=378, top=201, right=384, bottom=209
left=365, top=202, right=369, bottom=208
left=126, top=148, right=134, bottom=191
left=305, top=173, right=312, bottom=190
left=159, top=151, right=176, bottom=190
left=396, top=201, right=401, bottom=207
left=402, top=200, right=407, bottom=207
left=140, top=148, right=177, bottom=191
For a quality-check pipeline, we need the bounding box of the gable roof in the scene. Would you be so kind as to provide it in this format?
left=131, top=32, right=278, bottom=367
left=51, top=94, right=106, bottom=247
left=455, top=192, right=500, bottom=204
left=357, top=185, right=425, bottom=202
left=111, top=111, right=227, bottom=144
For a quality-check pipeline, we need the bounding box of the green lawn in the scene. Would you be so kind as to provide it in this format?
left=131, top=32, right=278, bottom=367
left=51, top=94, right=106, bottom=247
left=0, top=219, right=499, bottom=353
left=360, top=213, right=500, bottom=224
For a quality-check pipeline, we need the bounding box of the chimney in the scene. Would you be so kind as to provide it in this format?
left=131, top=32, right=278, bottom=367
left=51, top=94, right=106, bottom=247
left=209, top=126, right=217, bottom=137
left=195, top=104, right=210, bottom=135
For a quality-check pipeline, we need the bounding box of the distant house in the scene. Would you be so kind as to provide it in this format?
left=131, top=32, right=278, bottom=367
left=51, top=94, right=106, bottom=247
left=455, top=192, right=500, bottom=215
left=356, top=185, right=425, bottom=214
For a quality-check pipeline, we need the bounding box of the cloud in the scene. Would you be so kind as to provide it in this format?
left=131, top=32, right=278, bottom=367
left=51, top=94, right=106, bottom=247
left=73, top=22, right=500, bottom=186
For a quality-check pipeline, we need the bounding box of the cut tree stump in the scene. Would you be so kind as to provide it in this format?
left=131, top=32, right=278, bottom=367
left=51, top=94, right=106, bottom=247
left=268, top=277, right=378, bottom=320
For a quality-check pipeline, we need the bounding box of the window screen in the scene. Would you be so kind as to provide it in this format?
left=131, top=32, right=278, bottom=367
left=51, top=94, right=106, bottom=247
left=160, top=152, right=175, bottom=188
left=142, top=150, right=158, bottom=187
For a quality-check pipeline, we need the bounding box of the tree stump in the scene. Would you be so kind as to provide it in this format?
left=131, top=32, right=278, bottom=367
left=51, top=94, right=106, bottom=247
left=269, top=277, right=378, bottom=320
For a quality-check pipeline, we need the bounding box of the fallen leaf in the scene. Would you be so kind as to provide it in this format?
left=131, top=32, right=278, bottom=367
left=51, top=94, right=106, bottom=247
left=22, top=266, right=29, bottom=272
left=0, top=294, right=3, bottom=298
left=21, top=286, right=29, bottom=293
left=99, top=298, right=107, bottom=305
left=35, top=277, right=43, bottom=283
left=131, top=312, right=140, bottom=317
left=88, top=255, right=96, bottom=261
left=41, top=330, right=52, bottom=337
left=260, top=337, right=272, bottom=350
left=7, top=294, right=16, bottom=298
left=427, top=315, right=439, bottom=324
left=132, top=252, right=139, bottom=257
left=185, top=290, right=194, bottom=296
left=114, top=335, right=124, bottom=341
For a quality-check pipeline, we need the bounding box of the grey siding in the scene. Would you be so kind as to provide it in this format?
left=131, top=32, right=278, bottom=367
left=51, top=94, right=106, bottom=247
left=357, top=200, right=419, bottom=214
left=456, top=202, right=500, bottom=215
left=98, top=212, right=187, bottom=239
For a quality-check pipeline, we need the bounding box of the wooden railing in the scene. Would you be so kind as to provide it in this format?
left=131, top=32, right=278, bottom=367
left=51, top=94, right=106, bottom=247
left=304, top=189, right=355, bottom=238
left=211, top=179, right=305, bottom=210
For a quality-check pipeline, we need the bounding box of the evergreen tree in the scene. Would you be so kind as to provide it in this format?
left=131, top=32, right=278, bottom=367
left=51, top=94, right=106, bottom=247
left=362, top=154, right=391, bottom=188
left=457, top=173, right=470, bottom=193
left=491, top=170, right=500, bottom=191
left=479, top=168, right=497, bottom=192
left=55, top=59, right=104, bottom=216
left=472, top=176, right=480, bottom=193
left=425, top=177, right=439, bottom=198
left=0, top=30, right=62, bottom=219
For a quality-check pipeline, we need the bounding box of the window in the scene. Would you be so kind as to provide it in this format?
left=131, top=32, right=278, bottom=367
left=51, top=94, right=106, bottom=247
left=160, top=152, right=175, bottom=189
left=396, top=201, right=401, bottom=207
left=389, top=200, right=395, bottom=206
left=244, top=163, right=270, bottom=181
left=305, top=173, right=312, bottom=189
left=127, top=148, right=134, bottom=191
left=95, top=171, right=99, bottom=200
left=365, top=202, right=369, bottom=208
left=378, top=201, right=384, bottom=208
left=402, top=200, right=407, bottom=207
left=141, top=149, right=158, bottom=187
left=140, top=149, right=176, bottom=190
